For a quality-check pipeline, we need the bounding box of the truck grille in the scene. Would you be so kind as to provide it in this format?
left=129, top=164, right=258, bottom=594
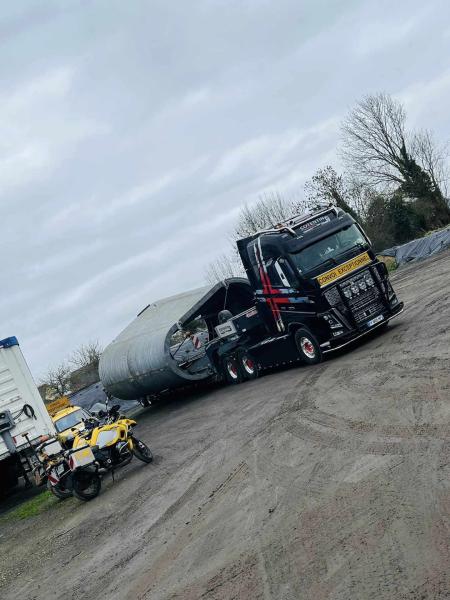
left=339, top=270, right=386, bottom=325
left=348, top=287, right=379, bottom=311
left=351, top=298, right=385, bottom=324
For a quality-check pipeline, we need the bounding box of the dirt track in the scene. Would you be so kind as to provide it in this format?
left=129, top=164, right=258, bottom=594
left=1, top=251, right=450, bottom=600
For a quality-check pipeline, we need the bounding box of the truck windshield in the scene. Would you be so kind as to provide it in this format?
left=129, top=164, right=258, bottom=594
left=290, top=224, right=368, bottom=275
left=54, top=409, right=83, bottom=432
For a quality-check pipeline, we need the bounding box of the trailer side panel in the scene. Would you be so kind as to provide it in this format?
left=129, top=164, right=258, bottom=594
left=0, top=337, right=55, bottom=460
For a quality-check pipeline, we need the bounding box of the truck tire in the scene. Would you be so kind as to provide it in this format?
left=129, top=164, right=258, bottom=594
left=222, top=355, right=243, bottom=385
left=295, top=328, right=322, bottom=365
left=238, top=350, right=259, bottom=380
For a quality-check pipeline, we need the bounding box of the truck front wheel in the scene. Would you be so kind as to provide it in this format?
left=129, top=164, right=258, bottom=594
left=295, top=328, right=322, bottom=365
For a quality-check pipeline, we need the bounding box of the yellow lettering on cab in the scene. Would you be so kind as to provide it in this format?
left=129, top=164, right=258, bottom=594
left=316, top=252, right=371, bottom=287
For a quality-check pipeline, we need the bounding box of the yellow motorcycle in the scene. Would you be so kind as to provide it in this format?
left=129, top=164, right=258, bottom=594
left=72, top=404, right=153, bottom=473
left=35, top=436, right=102, bottom=501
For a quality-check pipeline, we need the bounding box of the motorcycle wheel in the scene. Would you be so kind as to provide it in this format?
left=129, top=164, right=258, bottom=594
left=47, top=478, right=72, bottom=499
left=131, top=437, right=153, bottom=463
left=72, top=470, right=101, bottom=501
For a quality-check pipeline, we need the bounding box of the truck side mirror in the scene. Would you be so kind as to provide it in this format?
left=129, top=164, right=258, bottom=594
left=274, top=260, right=291, bottom=287
left=277, top=259, right=298, bottom=286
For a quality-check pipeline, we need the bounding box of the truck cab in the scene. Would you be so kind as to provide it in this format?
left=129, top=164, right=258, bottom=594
left=237, top=206, right=403, bottom=351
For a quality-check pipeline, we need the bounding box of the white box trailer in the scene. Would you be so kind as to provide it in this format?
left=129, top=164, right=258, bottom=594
left=0, top=336, right=56, bottom=491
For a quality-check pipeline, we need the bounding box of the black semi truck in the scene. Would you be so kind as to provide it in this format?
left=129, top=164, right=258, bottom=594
left=206, top=206, right=404, bottom=383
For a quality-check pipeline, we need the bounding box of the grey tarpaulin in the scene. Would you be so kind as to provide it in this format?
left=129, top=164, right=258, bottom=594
left=381, top=226, right=450, bottom=265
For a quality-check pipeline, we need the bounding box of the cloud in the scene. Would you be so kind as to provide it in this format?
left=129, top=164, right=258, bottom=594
left=47, top=197, right=240, bottom=314
left=3, top=66, right=72, bottom=109
left=0, top=66, right=108, bottom=196
left=208, top=117, right=339, bottom=186
left=352, top=16, right=418, bottom=57
left=23, top=240, right=107, bottom=280
left=397, top=69, right=450, bottom=129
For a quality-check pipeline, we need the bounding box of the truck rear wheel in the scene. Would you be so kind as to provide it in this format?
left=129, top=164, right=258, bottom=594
left=238, top=350, right=259, bottom=380
left=295, top=328, right=322, bottom=365
left=223, top=355, right=243, bottom=385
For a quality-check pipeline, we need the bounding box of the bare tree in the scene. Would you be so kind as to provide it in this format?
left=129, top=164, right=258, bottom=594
left=341, top=92, right=409, bottom=189
left=69, top=340, right=103, bottom=368
left=349, top=180, right=383, bottom=222
left=205, top=253, right=245, bottom=285
left=411, top=130, right=449, bottom=197
left=40, top=363, right=71, bottom=398
left=341, top=93, right=447, bottom=199
left=233, top=192, right=304, bottom=239
left=205, top=192, right=310, bottom=284
left=304, top=165, right=361, bottom=220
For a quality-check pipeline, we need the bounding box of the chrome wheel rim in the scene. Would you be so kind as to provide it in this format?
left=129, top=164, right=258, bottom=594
left=300, top=337, right=316, bottom=359
left=242, top=357, right=255, bottom=375
left=227, top=361, right=239, bottom=379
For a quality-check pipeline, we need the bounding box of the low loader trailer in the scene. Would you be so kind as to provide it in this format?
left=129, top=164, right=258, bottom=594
left=101, top=207, right=403, bottom=399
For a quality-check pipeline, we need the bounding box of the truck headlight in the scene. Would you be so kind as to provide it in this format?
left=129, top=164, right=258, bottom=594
left=343, top=288, right=352, bottom=299
left=350, top=284, right=359, bottom=295
left=364, top=273, right=375, bottom=286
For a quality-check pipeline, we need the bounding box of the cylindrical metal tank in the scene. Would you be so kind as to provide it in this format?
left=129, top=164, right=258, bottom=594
left=99, top=279, right=253, bottom=400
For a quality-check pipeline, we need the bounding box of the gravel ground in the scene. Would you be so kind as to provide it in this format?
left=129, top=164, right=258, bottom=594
left=1, top=250, right=450, bottom=600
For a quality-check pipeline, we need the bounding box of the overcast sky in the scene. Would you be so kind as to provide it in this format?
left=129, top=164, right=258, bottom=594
left=2, top=0, right=450, bottom=378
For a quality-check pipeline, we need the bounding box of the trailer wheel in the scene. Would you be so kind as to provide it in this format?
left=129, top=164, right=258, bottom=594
left=238, top=350, right=259, bottom=380
left=295, top=328, right=322, bottom=365
left=223, top=355, right=243, bottom=385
